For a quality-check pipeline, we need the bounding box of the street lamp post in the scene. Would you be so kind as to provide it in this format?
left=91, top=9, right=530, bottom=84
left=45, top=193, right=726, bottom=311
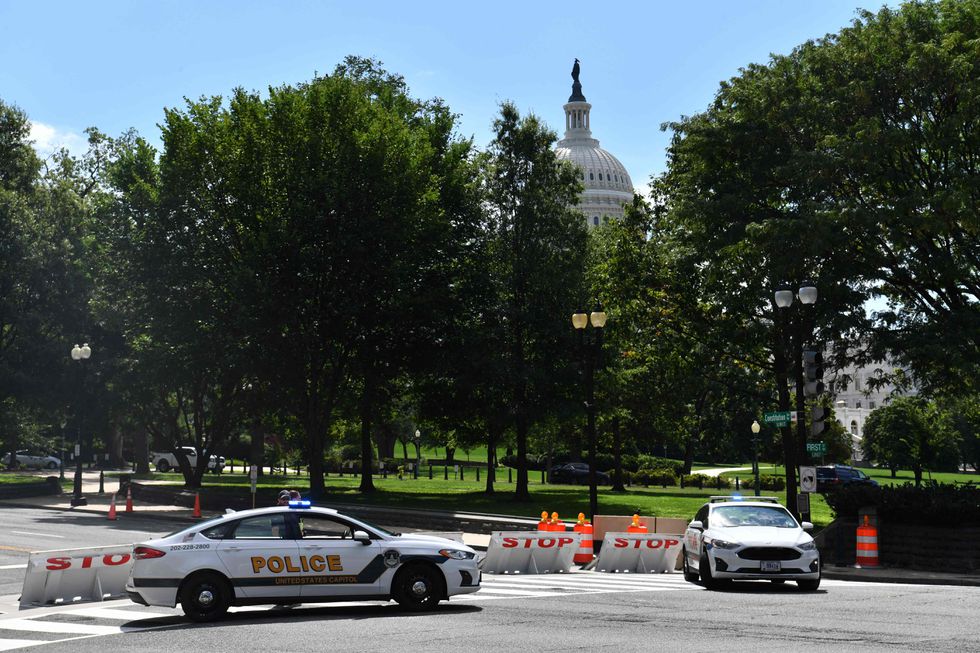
left=774, top=282, right=817, bottom=516
left=414, top=429, right=421, bottom=480
left=70, top=343, right=91, bottom=507
left=751, top=420, right=761, bottom=497
left=572, top=302, right=607, bottom=521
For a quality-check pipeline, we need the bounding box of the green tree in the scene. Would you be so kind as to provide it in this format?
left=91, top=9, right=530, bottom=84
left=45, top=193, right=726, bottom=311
left=481, top=102, right=588, bottom=502
left=862, top=396, right=960, bottom=485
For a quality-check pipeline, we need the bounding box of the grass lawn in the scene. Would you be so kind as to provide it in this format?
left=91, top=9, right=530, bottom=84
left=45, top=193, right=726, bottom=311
left=127, top=467, right=836, bottom=527
left=0, top=472, right=53, bottom=485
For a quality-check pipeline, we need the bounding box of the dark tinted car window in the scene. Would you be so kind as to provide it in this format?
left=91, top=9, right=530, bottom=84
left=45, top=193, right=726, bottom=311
left=816, top=468, right=833, bottom=478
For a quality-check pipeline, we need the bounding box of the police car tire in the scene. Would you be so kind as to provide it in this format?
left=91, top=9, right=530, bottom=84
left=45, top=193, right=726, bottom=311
left=180, top=572, right=231, bottom=622
left=157, top=460, right=170, bottom=473
left=797, top=576, right=820, bottom=591
left=393, top=563, right=442, bottom=612
left=699, top=548, right=726, bottom=590
left=682, top=548, right=699, bottom=582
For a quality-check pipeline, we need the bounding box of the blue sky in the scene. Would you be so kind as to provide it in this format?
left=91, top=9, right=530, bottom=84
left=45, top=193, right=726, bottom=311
left=1, top=0, right=892, bottom=190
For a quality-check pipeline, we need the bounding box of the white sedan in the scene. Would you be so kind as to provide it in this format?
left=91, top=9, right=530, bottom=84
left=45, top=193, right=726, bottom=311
left=682, top=496, right=821, bottom=591
left=124, top=502, right=481, bottom=621
left=2, top=450, right=60, bottom=470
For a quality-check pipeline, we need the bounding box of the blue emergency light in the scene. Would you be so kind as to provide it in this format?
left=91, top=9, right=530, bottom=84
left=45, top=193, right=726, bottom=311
left=288, top=500, right=311, bottom=509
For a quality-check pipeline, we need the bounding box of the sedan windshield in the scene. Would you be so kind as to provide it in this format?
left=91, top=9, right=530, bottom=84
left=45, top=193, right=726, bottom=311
left=712, top=505, right=798, bottom=528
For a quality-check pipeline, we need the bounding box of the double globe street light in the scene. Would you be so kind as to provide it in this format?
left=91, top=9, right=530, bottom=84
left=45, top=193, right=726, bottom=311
left=70, top=343, right=92, bottom=507
left=773, top=282, right=818, bottom=519
left=572, top=303, right=607, bottom=521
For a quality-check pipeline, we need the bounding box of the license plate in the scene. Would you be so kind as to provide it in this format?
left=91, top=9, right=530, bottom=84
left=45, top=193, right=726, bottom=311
left=761, top=561, right=781, bottom=572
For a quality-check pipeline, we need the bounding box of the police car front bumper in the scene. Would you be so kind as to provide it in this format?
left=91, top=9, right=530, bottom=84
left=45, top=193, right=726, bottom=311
left=709, top=546, right=820, bottom=580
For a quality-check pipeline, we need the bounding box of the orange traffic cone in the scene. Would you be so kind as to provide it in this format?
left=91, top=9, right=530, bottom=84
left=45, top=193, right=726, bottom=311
left=192, top=492, right=202, bottom=519
left=573, top=513, right=594, bottom=564
left=107, top=494, right=117, bottom=521
left=627, top=513, right=648, bottom=533
left=125, top=485, right=134, bottom=513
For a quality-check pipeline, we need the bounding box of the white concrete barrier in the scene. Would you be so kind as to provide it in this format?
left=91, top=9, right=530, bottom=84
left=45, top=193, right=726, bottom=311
left=481, top=532, right=581, bottom=574
left=593, top=533, right=683, bottom=573
left=20, top=545, right=134, bottom=608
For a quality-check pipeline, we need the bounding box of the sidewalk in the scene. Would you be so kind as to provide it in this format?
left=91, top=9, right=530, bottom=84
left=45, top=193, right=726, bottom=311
left=2, top=471, right=977, bottom=586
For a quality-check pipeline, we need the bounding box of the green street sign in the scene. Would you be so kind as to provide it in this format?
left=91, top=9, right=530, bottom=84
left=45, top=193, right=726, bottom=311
left=806, top=442, right=827, bottom=456
left=763, top=411, right=791, bottom=427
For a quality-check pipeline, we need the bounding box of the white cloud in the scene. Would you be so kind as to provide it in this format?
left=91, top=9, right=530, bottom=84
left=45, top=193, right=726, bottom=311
left=29, top=121, right=88, bottom=158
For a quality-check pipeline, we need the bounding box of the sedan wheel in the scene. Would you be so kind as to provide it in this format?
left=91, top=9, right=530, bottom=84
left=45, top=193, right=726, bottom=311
left=797, top=574, right=821, bottom=591
left=156, top=460, right=170, bottom=473
left=393, top=564, right=442, bottom=612
left=180, top=572, right=230, bottom=622
left=699, top=548, right=726, bottom=590
left=46, top=461, right=57, bottom=470
left=682, top=547, right=699, bottom=583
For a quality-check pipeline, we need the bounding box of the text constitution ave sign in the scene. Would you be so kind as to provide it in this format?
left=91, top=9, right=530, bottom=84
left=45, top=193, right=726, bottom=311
left=763, top=411, right=791, bottom=427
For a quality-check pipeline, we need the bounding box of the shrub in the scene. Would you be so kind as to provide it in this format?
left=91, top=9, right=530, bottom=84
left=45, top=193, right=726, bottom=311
left=741, top=475, right=786, bottom=491
left=823, top=482, right=980, bottom=526
left=682, top=473, right=711, bottom=488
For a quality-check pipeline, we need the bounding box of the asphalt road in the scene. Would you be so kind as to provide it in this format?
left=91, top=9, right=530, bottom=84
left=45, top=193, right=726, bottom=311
left=1, top=506, right=978, bottom=652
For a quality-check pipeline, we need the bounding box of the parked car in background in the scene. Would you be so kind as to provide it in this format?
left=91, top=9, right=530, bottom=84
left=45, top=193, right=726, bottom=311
left=2, top=450, right=61, bottom=470
left=548, top=462, right=611, bottom=485
left=815, top=464, right=879, bottom=492
left=150, top=447, right=225, bottom=474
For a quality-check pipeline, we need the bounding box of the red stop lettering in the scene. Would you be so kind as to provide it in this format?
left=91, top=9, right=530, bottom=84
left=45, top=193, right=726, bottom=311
left=614, top=538, right=628, bottom=548
left=539, top=538, right=555, bottom=548
left=103, top=553, right=131, bottom=566
left=558, top=537, right=573, bottom=547
left=502, top=537, right=518, bottom=548
left=46, top=557, right=71, bottom=571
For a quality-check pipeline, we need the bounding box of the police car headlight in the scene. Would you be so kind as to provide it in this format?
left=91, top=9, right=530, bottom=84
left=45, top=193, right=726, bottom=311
left=798, top=541, right=817, bottom=551
left=707, top=538, right=740, bottom=550
left=439, top=549, right=475, bottom=560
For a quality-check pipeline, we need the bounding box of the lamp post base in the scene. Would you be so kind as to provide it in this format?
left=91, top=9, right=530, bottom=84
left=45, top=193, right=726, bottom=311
left=70, top=496, right=87, bottom=507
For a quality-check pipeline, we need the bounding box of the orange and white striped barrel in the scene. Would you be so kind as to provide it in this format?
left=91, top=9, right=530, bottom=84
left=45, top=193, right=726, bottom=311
left=573, top=513, right=594, bottom=564
left=549, top=512, right=566, bottom=532
left=537, top=511, right=550, bottom=531
left=855, top=515, right=879, bottom=568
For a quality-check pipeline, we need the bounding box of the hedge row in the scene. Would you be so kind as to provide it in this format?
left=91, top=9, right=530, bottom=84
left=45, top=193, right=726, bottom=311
left=823, top=482, right=980, bottom=526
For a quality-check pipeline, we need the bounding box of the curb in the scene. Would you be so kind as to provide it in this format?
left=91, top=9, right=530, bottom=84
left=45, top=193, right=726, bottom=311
left=822, top=567, right=980, bottom=587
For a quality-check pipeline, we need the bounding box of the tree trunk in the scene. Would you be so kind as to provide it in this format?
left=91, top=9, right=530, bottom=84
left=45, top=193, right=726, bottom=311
left=251, top=423, right=265, bottom=478
left=358, top=370, right=376, bottom=494
left=485, top=422, right=498, bottom=494
left=133, top=429, right=149, bottom=474
left=611, top=416, right=625, bottom=492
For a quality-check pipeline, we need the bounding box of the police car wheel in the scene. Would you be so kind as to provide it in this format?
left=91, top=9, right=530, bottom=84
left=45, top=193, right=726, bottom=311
left=157, top=460, right=170, bottom=473
left=393, top=564, right=442, bottom=612
left=797, top=575, right=821, bottom=591
left=682, top=547, right=699, bottom=582
left=699, top=548, right=725, bottom=590
left=180, top=572, right=230, bottom=622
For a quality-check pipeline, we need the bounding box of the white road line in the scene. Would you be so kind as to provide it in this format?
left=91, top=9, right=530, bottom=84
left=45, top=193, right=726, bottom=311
left=0, top=638, right=42, bottom=651
left=0, top=618, right=119, bottom=635
left=10, top=532, right=65, bottom=539
left=474, top=587, right=565, bottom=596
left=68, top=607, right=175, bottom=621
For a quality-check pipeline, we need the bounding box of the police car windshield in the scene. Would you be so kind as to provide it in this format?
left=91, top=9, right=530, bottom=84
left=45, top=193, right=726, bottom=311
left=713, top=505, right=798, bottom=528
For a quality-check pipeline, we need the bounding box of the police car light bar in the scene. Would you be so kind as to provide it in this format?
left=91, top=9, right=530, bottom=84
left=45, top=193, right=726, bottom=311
left=709, top=495, right=781, bottom=503
left=288, top=500, right=311, bottom=509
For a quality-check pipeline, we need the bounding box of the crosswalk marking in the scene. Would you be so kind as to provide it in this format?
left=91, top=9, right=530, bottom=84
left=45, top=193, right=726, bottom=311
left=0, top=618, right=121, bottom=635
left=67, top=607, right=174, bottom=621
left=0, top=640, right=41, bottom=652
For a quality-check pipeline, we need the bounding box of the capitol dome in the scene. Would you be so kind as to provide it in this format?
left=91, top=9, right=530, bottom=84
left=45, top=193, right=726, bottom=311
left=555, top=60, right=634, bottom=227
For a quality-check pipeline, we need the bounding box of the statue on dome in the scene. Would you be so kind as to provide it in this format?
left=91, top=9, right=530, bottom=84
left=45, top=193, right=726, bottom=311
left=571, top=58, right=580, bottom=82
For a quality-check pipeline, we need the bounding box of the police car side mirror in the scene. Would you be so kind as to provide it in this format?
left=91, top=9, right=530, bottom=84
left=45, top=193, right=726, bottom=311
left=801, top=522, right=814, bottom=532
left=353, top=530, right=371, bottom=544
left=689, top=521, right=703, bottom=531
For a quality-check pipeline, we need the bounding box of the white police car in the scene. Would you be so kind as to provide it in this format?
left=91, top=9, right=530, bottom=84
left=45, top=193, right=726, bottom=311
left=682, top=496, right=820, bottom=591
left=124, top=502, right=481, bottom=621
